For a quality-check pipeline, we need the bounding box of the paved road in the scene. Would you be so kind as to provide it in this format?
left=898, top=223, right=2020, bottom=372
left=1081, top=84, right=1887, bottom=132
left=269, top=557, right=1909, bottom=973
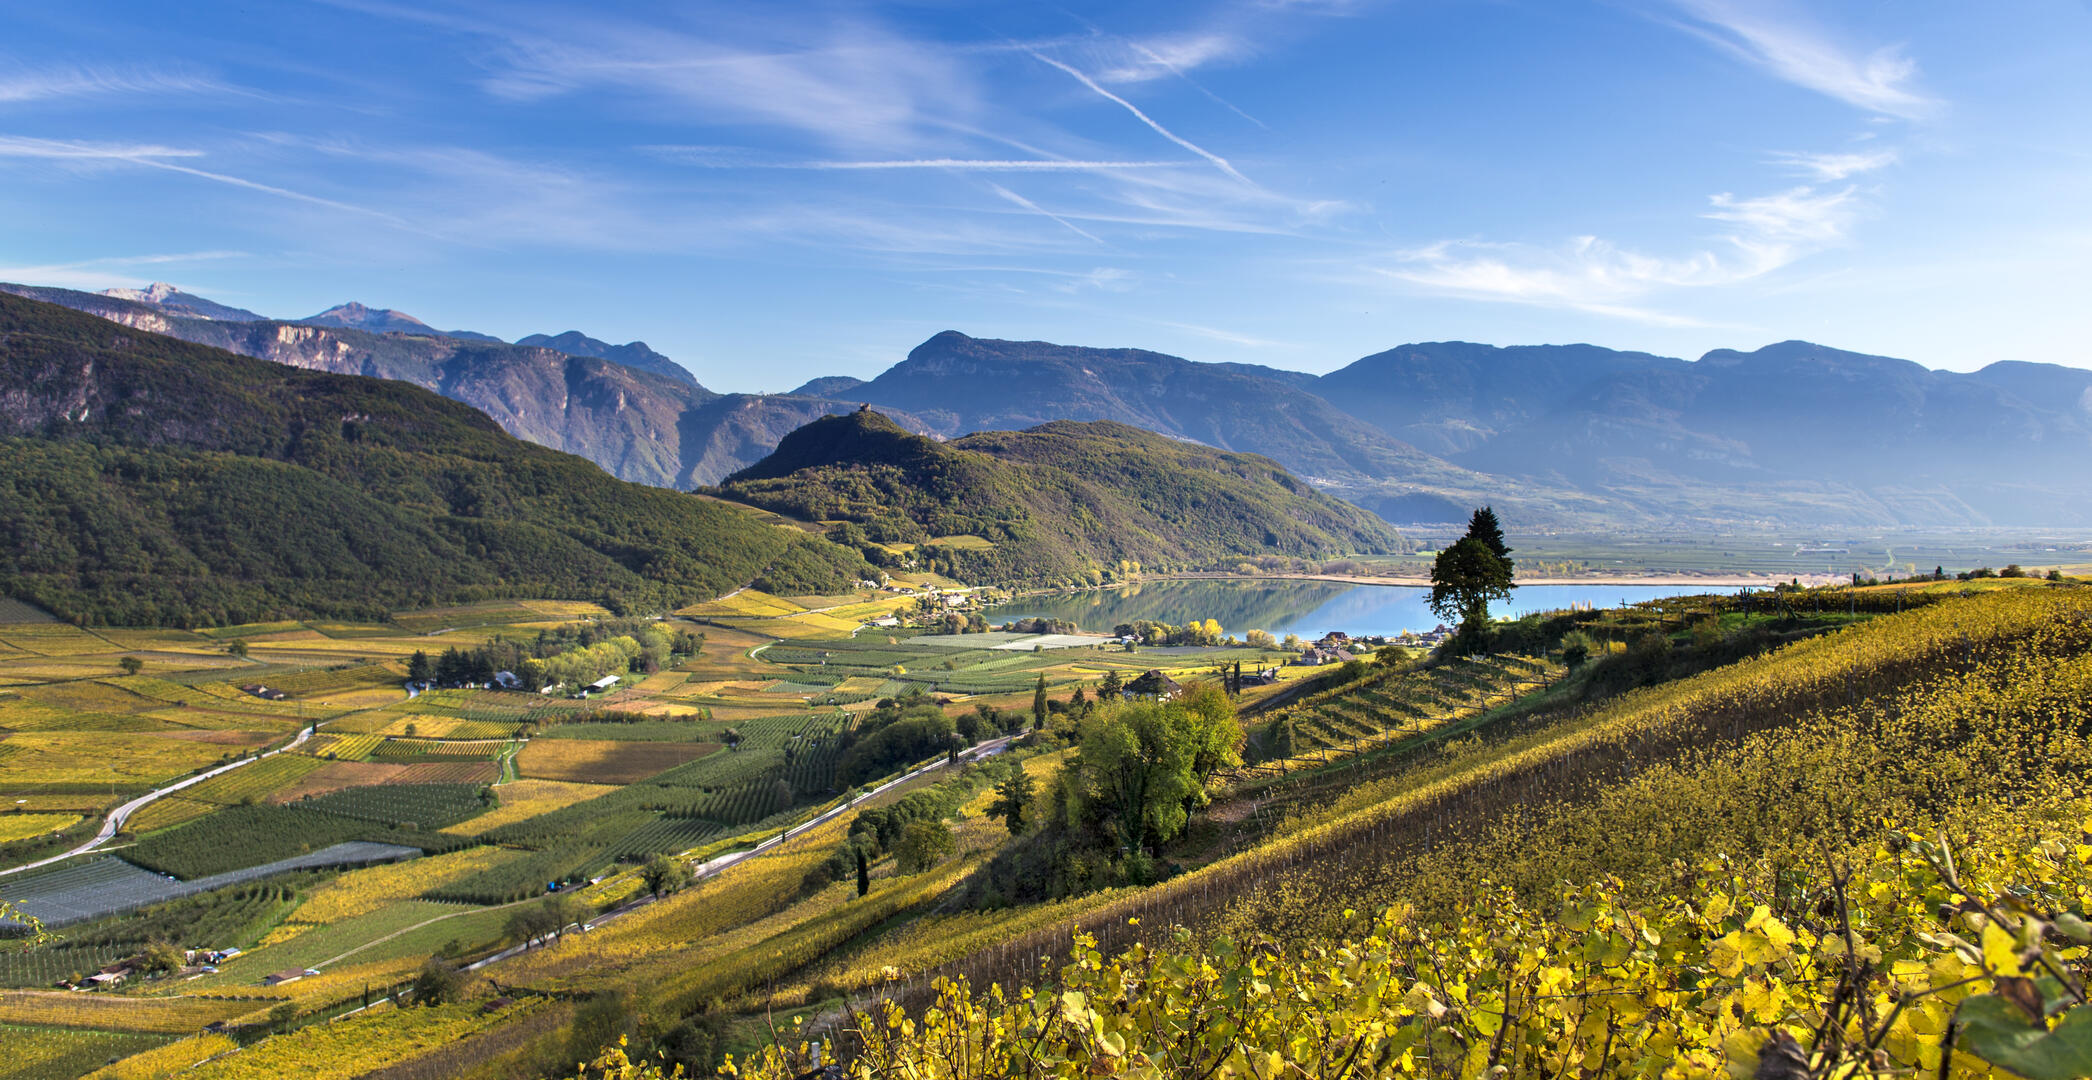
left=466, top=733, right=1019, bottom=973
left=0, top=724, right=316, bottom=879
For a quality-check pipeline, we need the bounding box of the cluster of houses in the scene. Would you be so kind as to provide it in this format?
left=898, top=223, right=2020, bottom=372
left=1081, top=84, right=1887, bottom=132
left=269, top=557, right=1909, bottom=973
left=239, top=683, right=289, bottom=701
left=67, top=947, right=245, bottom=991
left=1288, top=626, right=1454, bottom=665
left=1292, top=632, right=1359, bottom=666
left=404, top=671, right=620, bottom=699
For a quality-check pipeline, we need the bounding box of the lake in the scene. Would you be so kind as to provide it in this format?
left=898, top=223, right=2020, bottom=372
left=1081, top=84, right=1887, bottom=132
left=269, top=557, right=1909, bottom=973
left=979, top=579, right=1721, bottom=640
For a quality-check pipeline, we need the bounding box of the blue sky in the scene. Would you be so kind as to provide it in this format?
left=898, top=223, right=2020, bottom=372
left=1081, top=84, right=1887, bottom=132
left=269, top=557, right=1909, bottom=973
left=3, top=1, right=2088, bottom=391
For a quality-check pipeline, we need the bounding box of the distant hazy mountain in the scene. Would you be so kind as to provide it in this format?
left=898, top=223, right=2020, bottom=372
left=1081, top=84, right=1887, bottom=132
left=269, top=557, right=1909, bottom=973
left=300, top=301, right=505, bottom=342
left=845, top=331, right=1599, bottom=526
left=0, top=291, right=870, bottom=625
left=99, top=282, right=265, bottom=322
left=852, top=332, right=1466, bottom=485
left=19, top=279, right=2090, bottom=529
left=516, top=331, right=696, bottom=386
left=790, top=375, right=867, bottom=398
left=717, top=409, right=1404, bottom=586
left=1312, top=340, right=2092, bottom=526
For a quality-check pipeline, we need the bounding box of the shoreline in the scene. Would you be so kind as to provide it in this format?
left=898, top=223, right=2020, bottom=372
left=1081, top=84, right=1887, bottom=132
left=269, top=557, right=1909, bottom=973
left=1135, top=571, right=1845, bottom=589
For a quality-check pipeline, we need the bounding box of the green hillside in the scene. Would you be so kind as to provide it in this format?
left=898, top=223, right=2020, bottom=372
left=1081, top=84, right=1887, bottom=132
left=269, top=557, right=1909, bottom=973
left=715, top=409, right=1405, bottom=586
left=0, top=292, right=869, bottom=625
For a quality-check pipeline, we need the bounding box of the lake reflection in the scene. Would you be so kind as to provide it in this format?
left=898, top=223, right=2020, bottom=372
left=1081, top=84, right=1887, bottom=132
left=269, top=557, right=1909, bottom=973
left=980, top=579, right=1710, bottom=639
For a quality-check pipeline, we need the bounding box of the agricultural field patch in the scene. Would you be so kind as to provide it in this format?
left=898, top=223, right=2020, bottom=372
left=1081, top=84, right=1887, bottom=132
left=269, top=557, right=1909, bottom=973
left=182, top=998, right=541, bottom=1080
left=0, top=989, right=256, bottom=1033
left=259, top=663, right=401, bottom=699
left=155, top=729, right=280, bottom=747
left=0, top=732, right=245, bottom=792
left=274, top=760, right=494, bottom=800
left=297, top=783, right=489, bottom=829
left=0, top=813, right=79, bottom=843
left=516, top=738, right=717, bottom=784
left=374, top=715, right=519, bottom=739
left=536, top=719, right=721, bottom=742
left=82, top=1033, right=239, bottom=1080
left=922, top=533, right=994, bottom=549
left=87, top=628, right=210, bottom=651
left=120, top=804, right=412, bottom=879
left=0, top=1024, right=170, bottom=1080
left=439, top=779, right=613, bottom=835
left=294, top=846, right=525, bottom=923
left=195, top=621, right=302, bottom=640
left=388, top=601, right=542, bottom=634
left=681, top=588, right=802, bottom=618
left=145, top=707, right=301, bottom=734
left=297, top=734, right=385, bottom=763
left=515, top=599, right=614, bottom=618
left=0, top=625, right=119, bottom=656
left=302, top=622, right=404, bottom=639
left=366, top=737, right=505, bottom=762
left=735, top=612, right=863, bottom=638
left=123, top=795, right=215, bottom=834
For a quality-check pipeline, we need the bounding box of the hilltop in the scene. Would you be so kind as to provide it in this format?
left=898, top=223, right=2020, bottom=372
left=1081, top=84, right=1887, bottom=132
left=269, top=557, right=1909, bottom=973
left=715, top=409, right=1405, bottom=586
left=0, top=292, right=870, bottom=625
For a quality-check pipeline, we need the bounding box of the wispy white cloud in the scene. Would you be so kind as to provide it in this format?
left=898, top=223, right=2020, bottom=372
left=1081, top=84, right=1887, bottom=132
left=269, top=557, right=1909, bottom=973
left=0, top=250, right=245, bottom=291
left=1155, top=320, right=1294, bottom=348
left=1058, top=267, right=1137, bottom=293
left=1766, top=148, right=1898, bottom=182
left=0, top=135, right=404, bottom=222
left=1093, top=33, right=1243, bottom=84
left=1028, top=51, right=1254, bottom=186
left=0, top=63, right=223, bottom=104
left=1108, top=35, right=1268, bottom=129
left=985, top=182, right=1107, bottom=246
left=1665, top=1, right=1937, bottom=119
left=1376, top=183, right=1864, bottom=325
left=646, top=150, right=1186, bottom=172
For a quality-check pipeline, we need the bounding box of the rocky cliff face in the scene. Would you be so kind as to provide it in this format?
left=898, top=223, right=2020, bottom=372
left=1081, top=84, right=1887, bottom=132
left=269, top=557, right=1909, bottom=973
left=0, top=282, right=927, bottom=489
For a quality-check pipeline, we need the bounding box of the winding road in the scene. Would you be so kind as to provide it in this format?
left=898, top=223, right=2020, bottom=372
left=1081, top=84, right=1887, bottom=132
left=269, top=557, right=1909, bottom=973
left=0, top=724, right=316, bottom=879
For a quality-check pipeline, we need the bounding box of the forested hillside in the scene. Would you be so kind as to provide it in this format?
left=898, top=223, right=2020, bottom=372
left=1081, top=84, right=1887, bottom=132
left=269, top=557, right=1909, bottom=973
left=0, top=292, right=869, bottom=625
left=714, top=410, right=1404, bottom=586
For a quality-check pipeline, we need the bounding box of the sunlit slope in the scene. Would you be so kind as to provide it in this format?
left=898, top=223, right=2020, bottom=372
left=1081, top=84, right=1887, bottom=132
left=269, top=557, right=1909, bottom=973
left=0, top=292, right=870, bottom=624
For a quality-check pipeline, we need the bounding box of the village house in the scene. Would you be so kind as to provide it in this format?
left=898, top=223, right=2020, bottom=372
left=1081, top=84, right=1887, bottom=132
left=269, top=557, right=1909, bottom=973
left=1124, top=669, right=1183, bottom=701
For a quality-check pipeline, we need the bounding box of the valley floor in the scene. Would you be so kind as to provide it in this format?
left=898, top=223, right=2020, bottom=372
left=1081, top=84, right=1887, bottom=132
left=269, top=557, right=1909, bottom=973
left=2, top=574, right=2087, bottom=1080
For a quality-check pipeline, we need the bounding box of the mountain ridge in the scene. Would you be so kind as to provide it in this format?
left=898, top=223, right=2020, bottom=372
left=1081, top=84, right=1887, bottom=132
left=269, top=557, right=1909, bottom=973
left=714, top=408, right=1405, bottom=587
left=0, top=291, right=871, bottom=624
left=0, top=281, right=927, bottom=491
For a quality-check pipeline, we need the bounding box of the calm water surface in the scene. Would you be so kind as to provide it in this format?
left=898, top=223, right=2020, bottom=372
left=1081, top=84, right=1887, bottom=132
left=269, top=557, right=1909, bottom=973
left=980, top=579, right=1719, bottom=639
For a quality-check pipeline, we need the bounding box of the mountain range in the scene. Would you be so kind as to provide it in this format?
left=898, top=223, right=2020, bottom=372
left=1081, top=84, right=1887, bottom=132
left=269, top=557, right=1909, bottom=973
left=13, top=279, right=2092, bottom=529
left=717, top=409, right=1403, bottom=586
left=0, top=291, right=871, bottom=625
left=0, top=282, right=920, bottom=490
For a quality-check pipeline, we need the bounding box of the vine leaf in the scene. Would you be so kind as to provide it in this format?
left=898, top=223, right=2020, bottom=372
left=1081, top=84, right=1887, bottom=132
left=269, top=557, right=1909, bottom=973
left=1957, top=995, right=2092, bottom=1080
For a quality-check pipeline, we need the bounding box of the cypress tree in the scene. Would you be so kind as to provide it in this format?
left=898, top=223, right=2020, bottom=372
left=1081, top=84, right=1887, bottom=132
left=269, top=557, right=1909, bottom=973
left=1032, top=675, right=1048, bottom=732
left=855, top=848, right=870, bottom=897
